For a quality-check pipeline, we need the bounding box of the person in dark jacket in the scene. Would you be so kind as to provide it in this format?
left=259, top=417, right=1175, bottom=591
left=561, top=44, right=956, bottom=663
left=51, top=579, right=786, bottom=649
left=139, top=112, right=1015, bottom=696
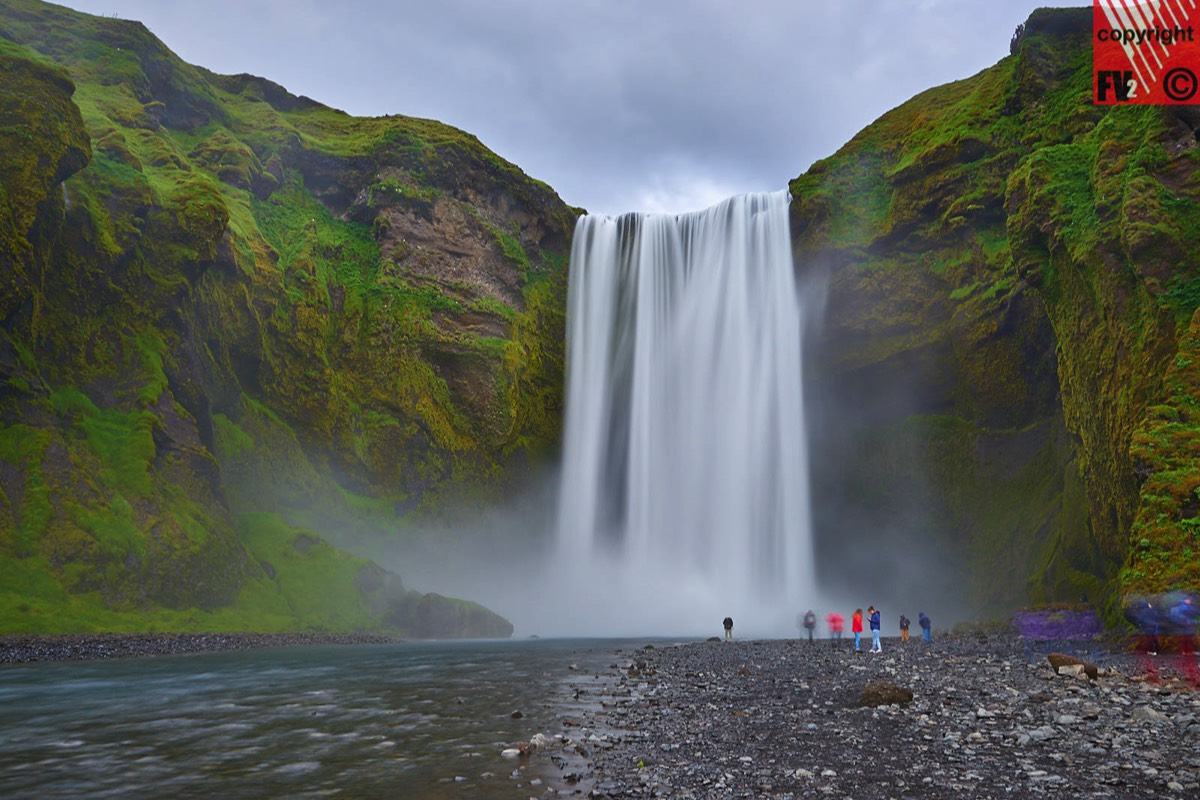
left=723, top=616, right=734, bottom=642
left=919, top=611, right=932, bottom=643
left=899, top=614, right=910, bottom=643
left=868, top=605, right=882, bottom=653
left=803, top=609, right=817, bottom=644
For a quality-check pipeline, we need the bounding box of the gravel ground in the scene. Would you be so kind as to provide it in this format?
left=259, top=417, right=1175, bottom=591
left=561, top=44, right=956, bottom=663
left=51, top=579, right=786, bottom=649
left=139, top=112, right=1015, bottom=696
left=525, top=633, right=1200, bottom=799
left=0, top=632, right=400, bottom=663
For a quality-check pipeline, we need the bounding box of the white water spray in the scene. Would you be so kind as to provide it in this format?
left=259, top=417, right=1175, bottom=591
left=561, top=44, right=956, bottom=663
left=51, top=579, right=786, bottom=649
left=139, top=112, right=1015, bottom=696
left=554, top=190, right=814, bottom=636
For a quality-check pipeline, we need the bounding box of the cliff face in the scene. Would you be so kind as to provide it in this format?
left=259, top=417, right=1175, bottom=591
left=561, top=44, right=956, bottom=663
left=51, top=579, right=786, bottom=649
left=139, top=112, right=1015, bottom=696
left=793, top=8, right=1200, bottom=614
left=0, top=0, right=569, bottom=634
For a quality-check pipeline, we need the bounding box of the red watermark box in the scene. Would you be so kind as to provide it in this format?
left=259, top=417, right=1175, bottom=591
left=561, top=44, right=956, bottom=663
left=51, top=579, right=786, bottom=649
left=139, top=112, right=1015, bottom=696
left=1094, top=0, right=1200, bottom=104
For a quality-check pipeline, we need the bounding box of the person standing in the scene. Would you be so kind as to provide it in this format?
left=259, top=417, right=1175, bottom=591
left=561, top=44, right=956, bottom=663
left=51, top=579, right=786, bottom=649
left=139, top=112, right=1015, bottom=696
left=919, top=611, right=932, bottom=643
left=723, top=616, right=734, bottom=642
left=803, top=609, right=817, bottom=644
left=868, top=605, right=882, bottom=653
left=851, top=608, right=863, bottom=652
left=899, top=614, right=910, bottom=643
left=827, top=612, right=844, bottom=648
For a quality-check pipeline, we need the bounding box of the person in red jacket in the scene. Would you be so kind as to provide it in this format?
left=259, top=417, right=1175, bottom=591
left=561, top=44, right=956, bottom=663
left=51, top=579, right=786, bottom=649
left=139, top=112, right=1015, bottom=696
left=827, top=612, right=844, bottom=648
left=851, top=608, right=864, bottom=652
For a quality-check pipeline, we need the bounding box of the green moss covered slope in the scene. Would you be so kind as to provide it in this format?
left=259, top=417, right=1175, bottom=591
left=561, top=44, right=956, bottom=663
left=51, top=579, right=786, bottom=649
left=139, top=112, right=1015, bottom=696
left=0, top=0, right=569, bottom=635
left=793, top=8, right=1200, bottom=614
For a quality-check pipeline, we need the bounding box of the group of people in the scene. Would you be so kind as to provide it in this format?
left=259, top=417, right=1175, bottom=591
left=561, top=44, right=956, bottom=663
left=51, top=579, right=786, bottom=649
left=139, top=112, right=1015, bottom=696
left=799, top=608, right=932, bottom=650
left=720, top=609, right=934, bottom=648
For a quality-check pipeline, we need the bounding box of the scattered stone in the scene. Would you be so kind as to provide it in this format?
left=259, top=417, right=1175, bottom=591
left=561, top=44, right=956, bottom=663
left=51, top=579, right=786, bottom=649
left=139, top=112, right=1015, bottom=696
left=531, top=632, right=1191, bottom=800
left=510, top=710, right=524, bottom=719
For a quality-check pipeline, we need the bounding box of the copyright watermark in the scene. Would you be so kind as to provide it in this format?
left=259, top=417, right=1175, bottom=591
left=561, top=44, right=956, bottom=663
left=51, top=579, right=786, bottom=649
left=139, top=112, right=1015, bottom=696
left=1094, top=0, right=1200, bottom=105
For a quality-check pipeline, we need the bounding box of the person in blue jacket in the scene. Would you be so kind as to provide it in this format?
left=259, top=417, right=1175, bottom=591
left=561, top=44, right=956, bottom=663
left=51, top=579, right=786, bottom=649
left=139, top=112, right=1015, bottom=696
left=919, top=611, right=932, bottom=643
left=868, top=605, right=882, bottom=653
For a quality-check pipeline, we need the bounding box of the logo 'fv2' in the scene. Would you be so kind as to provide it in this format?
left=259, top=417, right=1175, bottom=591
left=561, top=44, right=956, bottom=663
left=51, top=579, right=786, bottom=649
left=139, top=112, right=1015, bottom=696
left=1093, top=0, right=1200, bottom=105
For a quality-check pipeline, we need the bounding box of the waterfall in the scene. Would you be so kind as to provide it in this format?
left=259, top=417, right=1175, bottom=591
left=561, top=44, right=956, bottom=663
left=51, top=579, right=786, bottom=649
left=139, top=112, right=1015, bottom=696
left=555, top=190, right=814, bottom=636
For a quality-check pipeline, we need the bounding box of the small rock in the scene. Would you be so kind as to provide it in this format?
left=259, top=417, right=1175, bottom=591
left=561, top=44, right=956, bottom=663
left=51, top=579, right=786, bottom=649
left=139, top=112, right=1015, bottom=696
left=1047, top=653, right=1098, bottom=680
left=820, top=769, right=837, bottom=777
left=1058, top=664, right=1088, bottom=679
left=1029, top=726, right=1057, bottom=742
left=794, top=768, right=814, bottom=779
left=510, top=710, right=524, bottom=719
left=1131, top=706, right=1167, bottom=722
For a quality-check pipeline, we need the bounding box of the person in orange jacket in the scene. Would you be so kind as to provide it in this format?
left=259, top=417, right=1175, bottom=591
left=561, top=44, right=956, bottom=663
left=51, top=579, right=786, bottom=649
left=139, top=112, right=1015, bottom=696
left=851, top=608, right=864, bottom=652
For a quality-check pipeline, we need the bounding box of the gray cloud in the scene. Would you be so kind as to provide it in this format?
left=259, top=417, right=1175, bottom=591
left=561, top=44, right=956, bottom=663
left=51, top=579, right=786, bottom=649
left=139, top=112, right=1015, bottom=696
left=59, top=0, right=1087, bottom=214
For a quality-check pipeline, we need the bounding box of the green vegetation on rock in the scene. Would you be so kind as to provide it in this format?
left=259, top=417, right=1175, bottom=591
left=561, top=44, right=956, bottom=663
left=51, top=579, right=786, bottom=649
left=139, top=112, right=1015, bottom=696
left=0, top=0, right=569, bottom=635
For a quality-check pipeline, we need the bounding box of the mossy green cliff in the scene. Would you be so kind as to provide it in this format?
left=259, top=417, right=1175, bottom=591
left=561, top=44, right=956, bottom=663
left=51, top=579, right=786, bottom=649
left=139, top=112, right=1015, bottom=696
left=0, top=0, right=573, bottom=635
left=792, top=8, right=1200, bottom=615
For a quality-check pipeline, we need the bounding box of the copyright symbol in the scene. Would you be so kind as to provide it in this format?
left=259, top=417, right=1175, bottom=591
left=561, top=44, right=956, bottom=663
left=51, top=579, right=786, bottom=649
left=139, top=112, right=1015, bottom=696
left=1164, top=67, right=1198, bottom=101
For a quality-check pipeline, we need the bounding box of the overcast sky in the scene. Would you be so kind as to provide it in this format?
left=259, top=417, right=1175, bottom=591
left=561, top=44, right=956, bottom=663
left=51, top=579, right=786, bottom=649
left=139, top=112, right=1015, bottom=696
left=57, top=1, right=1088, bottom=215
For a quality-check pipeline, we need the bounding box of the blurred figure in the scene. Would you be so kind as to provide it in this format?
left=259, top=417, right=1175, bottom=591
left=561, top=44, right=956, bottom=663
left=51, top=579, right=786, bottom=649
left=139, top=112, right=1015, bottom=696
left=723, top=616, right=733, bottom=642
left=1125, top=595, right=1166, bottom=682
left=851, top=608, right=863, bottom=652
left=1170, top=593, right=1199, bottom=686
left=1125, top=592, right=1199, bottom=686
left=919, top=611, right=932, bottom=643
left=803, top=609, right=817, bottom=644
left=827, top=612, right=844, bottom=648
left=899, top=613, right=911, bottom=643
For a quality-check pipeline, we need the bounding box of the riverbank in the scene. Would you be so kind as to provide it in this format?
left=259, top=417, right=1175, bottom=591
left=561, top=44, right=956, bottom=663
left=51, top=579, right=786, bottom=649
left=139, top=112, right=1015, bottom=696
left=0, top=632, right=401, bottom=663
left=535, top=633, right=1200, bottom=799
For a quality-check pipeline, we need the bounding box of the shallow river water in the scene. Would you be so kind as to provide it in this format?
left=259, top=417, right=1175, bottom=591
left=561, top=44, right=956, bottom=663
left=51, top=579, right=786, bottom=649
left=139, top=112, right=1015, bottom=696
left=0, top=638, right=633, bottom=799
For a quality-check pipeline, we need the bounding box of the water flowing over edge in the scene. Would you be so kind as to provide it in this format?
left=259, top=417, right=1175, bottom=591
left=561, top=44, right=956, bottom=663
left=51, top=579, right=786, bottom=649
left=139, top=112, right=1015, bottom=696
left=552, top=189, right=816, bottom=637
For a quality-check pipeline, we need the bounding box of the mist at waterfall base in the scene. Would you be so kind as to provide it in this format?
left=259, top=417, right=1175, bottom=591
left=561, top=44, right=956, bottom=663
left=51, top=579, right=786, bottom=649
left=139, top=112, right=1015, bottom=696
left=549, top=189, right=814, bottom=637
left=386, top=191, right=966, bottom=638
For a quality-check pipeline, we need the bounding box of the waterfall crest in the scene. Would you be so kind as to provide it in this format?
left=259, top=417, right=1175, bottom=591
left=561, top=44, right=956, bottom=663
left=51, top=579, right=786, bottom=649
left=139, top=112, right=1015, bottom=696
left=556, top=190, right=814, bottom=635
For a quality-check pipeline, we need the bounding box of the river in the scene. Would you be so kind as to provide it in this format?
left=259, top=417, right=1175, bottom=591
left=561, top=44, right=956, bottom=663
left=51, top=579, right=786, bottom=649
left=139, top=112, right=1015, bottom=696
left=0, top=637, right=643, bottom=799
